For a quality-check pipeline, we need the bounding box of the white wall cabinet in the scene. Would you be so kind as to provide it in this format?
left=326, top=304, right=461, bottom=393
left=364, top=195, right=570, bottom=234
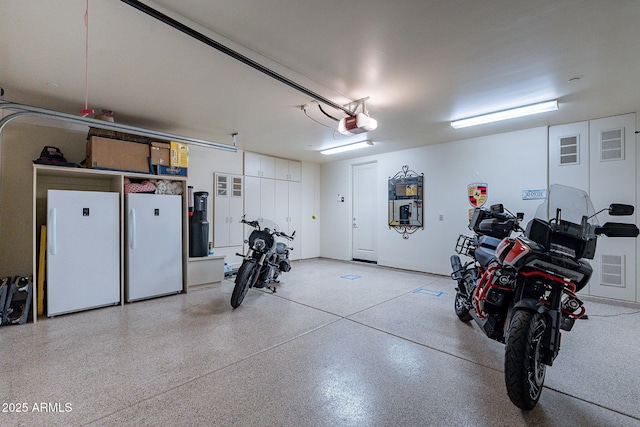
left=549, top=113, right=638, bottom=302
left=244, top=175, right=275, bottom=223
left=213, top=173, right=244, bottom=247
left=275, top=180, right=301, bottom=260
left=275, top=158, right=302, bottom=181
left=244, top=152, right=276, bottom=178
left=244, top=176, right=300, bottom=258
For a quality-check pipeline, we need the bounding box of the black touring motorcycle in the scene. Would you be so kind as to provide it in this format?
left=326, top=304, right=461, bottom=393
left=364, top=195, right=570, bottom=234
left=450, top=184, right=638, bottom=409
left=231, top=217, right=295, bottom=308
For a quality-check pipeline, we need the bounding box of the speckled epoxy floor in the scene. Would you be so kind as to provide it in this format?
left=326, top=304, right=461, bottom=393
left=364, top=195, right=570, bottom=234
left=1, top=258, right=639, bottom=426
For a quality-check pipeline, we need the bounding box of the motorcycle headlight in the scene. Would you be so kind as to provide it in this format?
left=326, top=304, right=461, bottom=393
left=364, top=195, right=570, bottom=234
left=253, top=238, right=267, bottom=251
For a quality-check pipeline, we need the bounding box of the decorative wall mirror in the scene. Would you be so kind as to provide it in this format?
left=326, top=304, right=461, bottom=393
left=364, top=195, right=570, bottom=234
left=388, top=165, right=424, bottom=239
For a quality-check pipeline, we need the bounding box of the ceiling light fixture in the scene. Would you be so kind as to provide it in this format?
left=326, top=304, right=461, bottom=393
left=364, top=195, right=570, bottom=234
left=321, top=140, right=373, bottom=155
left=451, top=100, right=558, bottom=129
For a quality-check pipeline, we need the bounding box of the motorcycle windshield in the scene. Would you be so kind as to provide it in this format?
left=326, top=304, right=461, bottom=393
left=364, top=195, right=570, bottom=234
left=534, top=185, right=599, bottom=232
left=245, top=217, right=282, bottom=234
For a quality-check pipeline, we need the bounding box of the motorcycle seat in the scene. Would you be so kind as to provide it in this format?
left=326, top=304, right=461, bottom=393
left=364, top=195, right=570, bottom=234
left=474, top=235, right=501, bottom=268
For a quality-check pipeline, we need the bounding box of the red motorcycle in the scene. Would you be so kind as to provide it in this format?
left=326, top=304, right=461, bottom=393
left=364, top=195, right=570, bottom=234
left=450, top=185, right=638, bottom=409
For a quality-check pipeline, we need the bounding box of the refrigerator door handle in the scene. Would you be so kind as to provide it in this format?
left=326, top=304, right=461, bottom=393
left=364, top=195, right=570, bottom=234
left=129, top=209, right=136, bottom=250
left=48, top=208, right=57, bottom=255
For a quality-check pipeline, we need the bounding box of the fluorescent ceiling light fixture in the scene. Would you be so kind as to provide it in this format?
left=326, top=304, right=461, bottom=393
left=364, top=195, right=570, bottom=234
left=321, top=140, right=373, bottom=155
left=451, top=100, right=558, bottom=129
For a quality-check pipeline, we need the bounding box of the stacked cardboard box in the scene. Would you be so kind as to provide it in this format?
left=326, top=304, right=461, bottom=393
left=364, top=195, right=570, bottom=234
left=156, top=141, right=188, bottom=177
left=86, top=133, right=189, bottom=177
left=86, top=136, right=151, bottom=173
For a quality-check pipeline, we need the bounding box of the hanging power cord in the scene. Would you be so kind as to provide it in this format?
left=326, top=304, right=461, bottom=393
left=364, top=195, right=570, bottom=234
left=302, top=105, right=335, bottom=130
left=299, top=101, right=348, bottom=139
left=317, top=102, right=340, bottom=122
left=79, top=0, right=94, bottom=117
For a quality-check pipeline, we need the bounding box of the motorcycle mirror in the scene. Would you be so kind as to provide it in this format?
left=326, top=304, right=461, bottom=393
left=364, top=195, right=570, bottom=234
left=595, top=222, right=639, bottom=237
left=516, top=212, right=525, bottom=221
left=609, top=203, right=635, bottom=216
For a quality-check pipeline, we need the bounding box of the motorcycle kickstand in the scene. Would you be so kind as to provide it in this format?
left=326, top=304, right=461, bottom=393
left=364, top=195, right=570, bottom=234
left=267, top=285, right=277, bottom=293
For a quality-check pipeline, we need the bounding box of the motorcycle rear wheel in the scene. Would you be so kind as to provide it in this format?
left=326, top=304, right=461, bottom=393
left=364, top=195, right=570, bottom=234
left=231, top=261, right=257, bottom=308
left=504, top=309, right=547, bottom=409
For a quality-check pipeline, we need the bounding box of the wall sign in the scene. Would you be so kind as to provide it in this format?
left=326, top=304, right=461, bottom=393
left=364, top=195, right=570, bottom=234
left=468, top=182, right=488, bottom=207
left=522, top=189, right=547, bottom=200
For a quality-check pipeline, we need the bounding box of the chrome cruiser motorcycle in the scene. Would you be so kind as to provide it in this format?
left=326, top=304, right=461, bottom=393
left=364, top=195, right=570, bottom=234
left=231, top=217, right=295, bottom=308
left=450, top=185, right=638, bottom=409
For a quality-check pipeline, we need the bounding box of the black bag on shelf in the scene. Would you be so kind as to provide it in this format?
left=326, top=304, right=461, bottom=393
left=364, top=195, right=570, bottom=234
left=33, top=146, right=78, bottom=167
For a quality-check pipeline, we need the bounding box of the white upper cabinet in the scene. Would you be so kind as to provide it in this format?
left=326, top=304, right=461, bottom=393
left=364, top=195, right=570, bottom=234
left=246, top=152, right=300, bottom=181
left=244, top=152, right=276, bottom=178
left=275, top=158, right=302, bottom=182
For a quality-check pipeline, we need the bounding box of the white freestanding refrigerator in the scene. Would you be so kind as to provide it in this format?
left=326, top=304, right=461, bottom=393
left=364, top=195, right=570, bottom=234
left=47, top=190, right=120, bottom=316
left=126, top=193, right=182, bottom=301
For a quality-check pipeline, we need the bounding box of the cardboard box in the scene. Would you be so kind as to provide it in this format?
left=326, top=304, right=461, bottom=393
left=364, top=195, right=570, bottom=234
left=86, top=136, right=151, bottom=173
left=150, top=142, right=171, bottom=166
left=156, top=164, right=188, bottom=177
left=170, top=141, right=189, bottom=167
left=87, top=127, right=152, bottom=143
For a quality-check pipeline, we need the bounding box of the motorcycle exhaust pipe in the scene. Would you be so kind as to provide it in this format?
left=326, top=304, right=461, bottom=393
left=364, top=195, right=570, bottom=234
left=450, top=255, right=464, bottom=280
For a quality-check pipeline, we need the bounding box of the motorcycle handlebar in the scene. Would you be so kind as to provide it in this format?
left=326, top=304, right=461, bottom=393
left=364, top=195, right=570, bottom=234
left=239, top=216, right=295, bottom=240
left=240, top=218, right=260, bottom=228
left=275, top=230, right=295, bottom=241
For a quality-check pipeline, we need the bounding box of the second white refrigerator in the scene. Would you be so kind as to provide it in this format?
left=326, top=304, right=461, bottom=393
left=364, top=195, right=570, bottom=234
left=126, top=193, right=183, bottom=302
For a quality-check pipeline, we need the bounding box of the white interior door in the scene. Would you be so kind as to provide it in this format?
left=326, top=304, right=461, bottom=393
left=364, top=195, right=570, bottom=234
left=352, top=162, right=377, bottom=262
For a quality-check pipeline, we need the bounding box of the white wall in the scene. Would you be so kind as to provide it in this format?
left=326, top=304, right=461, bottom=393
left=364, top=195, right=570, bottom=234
left=0, top=121, right=87, bottom=276
left=320, top=127, right=548, bottom=275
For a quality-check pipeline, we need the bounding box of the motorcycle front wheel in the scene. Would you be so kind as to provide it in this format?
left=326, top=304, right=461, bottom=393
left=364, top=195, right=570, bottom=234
left=504, top=309, right=547, bottom=409
left=454, top=291, right=473, bottom=322
left=231, top=260, right=258, bottom=308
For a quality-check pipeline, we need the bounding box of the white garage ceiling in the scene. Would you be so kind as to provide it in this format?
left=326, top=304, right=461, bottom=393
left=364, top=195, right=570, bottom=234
left=1, top=0, right=640, bottom=162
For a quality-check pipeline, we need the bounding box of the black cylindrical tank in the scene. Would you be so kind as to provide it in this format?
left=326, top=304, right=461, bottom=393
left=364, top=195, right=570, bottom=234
left=189, top=191, right=209, bottom=257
